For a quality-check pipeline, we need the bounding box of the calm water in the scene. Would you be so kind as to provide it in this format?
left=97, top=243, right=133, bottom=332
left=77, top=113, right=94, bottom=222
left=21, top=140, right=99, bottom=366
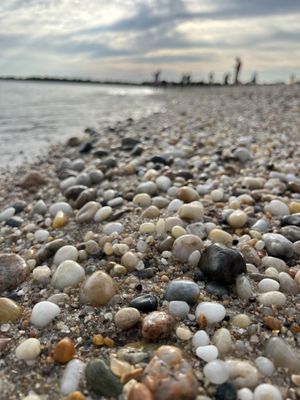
left=0, top=80, right=165, bottom=167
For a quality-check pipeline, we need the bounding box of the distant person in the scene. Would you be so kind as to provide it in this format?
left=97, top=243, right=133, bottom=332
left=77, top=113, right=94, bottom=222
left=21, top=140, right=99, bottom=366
left=234, top=57, right=242, bottom=84
left=153, top=70, right=161, bottom=85
left=224, top=73, right=230, bottom=85
left=208, top=72, right=214, bottom=85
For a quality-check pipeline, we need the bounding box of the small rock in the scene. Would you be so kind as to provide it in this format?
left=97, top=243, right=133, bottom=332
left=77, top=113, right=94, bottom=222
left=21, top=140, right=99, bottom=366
left=212, top=328, right=233, bottom=355
left=86, top=358, right=123, bottom=397
left=76, top=201, right=101, bottom=223
left=103, top=222, right=124, bottom=235
left=196, top=345, right=218, bottom=362
left=225, top=359, right=258, bottom=388
left=178, top=202, right=204, bottom=220
left=195, top=302, right=226, bottom=325
left=227, top=210, right=248, bottom=228
left=265, top=337, right=300, bottom=373
left=235, top=274, right=253, bottom=300
left=61, top=359, right=86, bottom=395
left=53, top=337, right=76, bottom=364
left=50, top=202, right=72, bottom=217
left=257, top=291, right=286, bottom=307
left=176, top=326, right=192, bottom=341
left=203, top=360, right=229, bottom=384
left=54, top=245, right=78, bottom=265
left=172, top=234, right=203, bottom=263
left=168, top=301, right=190, bottom=318
left=30, top=301, right=60, bottom=328
left=0, top=253, right=29, bottom=294
left=94, top=206, right=113, bottom=222
left=52, top=260, right=85, bottom=290
left=20, top=171, right=47, bottom=189
left=258, top=278, right=280, bottom=292
left=129, top=294, right=158, bottom=313
left=80, top=271, right=117, bottom=306
left=128, top=382, right=154, bottom=400
left=0, top=297, right=22, bottom=322
left=262, top=233, right=294, bottom=258
left=215, top=382, right=237, bottom=400
left=142, top=311, right=175, bottom=340
left=265, top=199, right=290, bottom=217
left=114, top=307, right=141, bottom=330
left=177, top=186, right=199, bottom=203
left=15, top=338, right=41, bottom=361
left=165, top=280, right=200, bottom=304
left=255, top=356, right=275, bottom=376
left=253, top=384, right=282, bottom=400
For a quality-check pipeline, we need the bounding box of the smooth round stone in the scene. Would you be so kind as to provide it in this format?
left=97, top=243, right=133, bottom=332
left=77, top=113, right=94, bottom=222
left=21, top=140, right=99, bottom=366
left=53, top=337, right=76, bottom=364
left=86, top=359, right=123, bottom=397
left=237, top=388, right=254, bottom=400
left=258, top=278, right=280, bottom=292
left=52, top=260, right=85, bottom=290
left=61, top=359, right=86, bottom=395
left=262, top=233, right=294, bottom=258
left=282, top=214, right=300, bottom=227
left=0, top=297, right=22, bottom=322
left=89, top=169, right=104, bottom=184
left=203, top=360, right=229, bottom=384
left=133, top=193, right=152, bottom=207
left=281, top=225, right=300, bottom=242
left=35, top=238, right=67, bottom=265
left=139, top=222, right=156, bottom=233
left=208, top=229, right=233, bottom=247
left=253, top=384, right=282, bottom=400
left=81, top=271, right=116, bottom=306
left=225, top=360, right=258, bottom=388
left=165, top=216, right=184, bottom=232
left=70, top=158, right=85, bottom=171
left=0, top=207, right=15, bottom=222
left=34, top=229, right=49, bottom=243
left=195, top=302, right=226, bottom=325
left=94, top=206, right=112, bottom=222
left=227, top=210, right=248, bottom=228
left=16, top=338, right=41, bottom=361
left=232, top=314, right=251, bottom=328
left=6, top=216, right=24, bottom=227
left=153, top=196, right=169, bottom=209
left=251, top=218, right=269, bottom=233
left=265, top=337, right=300, bottom=373
left=192, top=330, right=210, bottom=348
left=261, top=256, right=287, bottom=272
left=32, top=199, right=47, bottom=215
left=188, top=250, right=201, bottom=267
left=54, top=245, right=78, bottom=265
left=177, top=186, right=199, bottom=203
left=178, top=202, right=204, bottom=220
left=50, top=202, right=72, bottom=217
left=258, top=291, right=286, bottom=307
left=168, top=301, right=190, bottom=318
left=265, top=199, right=290, bottom=217
left=142, top=311, right=175, bottom=340
left=255, top=356, right=275, bottom=376
left=114, top=307, right=140, bottom=330
left=242, top=176, right=264, bottom=189
left=0, top=253, right=29, bottom=294
left=156, top=176, right=172, bottom=191
left=32, top=265, right=51, bottom=283
left=167, top=199, right=183, bottom=213
left=233, top=147, right=251, bottom=162
left=137, top=181, right=157, bottom=195
left=30, top=301, right=60, bottom=328
left=76, top=201, right=101, bottom=223
left=199, top=244, right=246, bottom=286
left=212, top=328, right=233, bottom=355
left=278, top=272, right=299, bottom=294
left=48, top=293, right=69, bottom=305
left=103, top=222, right=124, bottom=235
left=176, top=326, right=192, bottom=341
left=211, top=189, right=224, bottom=202
left=75, top=172, right=91, bottom=187
left=172, top=234, right=203, bottom=263
left=74, top=188, right=97, bottom=209
left=107, top=197, right=123, bottom=207
left=85, top=240, right=100, bottom=255
left=186, top=222, right=207, bottom=239
left=129, top=294, right=158, bottom=313
left=60, top=177, right=77, bottom=191
left=142, top=205, right=160, bottom=219
left=165, top=280, right=200, bottom=304
left=196, top=345, right=218, bottom=362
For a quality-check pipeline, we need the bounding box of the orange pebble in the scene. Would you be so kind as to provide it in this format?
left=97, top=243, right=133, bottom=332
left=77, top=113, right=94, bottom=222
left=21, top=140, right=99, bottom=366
left=103, top=337, right=115, bottom=347
left=65, top=391, right=86, bottom=400
left=53, top=211, right=68, bottom=229
left=53, top=337, right=76, bottom=364
left=128, top=382, right=154, bottom=400
left=92, top=334, right=104, bottom=346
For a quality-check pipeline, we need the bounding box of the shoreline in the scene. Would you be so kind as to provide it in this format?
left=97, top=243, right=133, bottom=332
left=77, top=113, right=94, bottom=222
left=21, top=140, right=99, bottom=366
left=1, top=85, right=300, bottom=400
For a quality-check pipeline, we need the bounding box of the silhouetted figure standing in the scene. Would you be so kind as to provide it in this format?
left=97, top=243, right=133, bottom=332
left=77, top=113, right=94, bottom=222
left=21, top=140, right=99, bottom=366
left=153, top=70, right=161, bottom=85
left=224, top=73, right=230, bottom=85
left=208, top=72, right=214, bottom=85
left=234, top=57, right=242, bottom=84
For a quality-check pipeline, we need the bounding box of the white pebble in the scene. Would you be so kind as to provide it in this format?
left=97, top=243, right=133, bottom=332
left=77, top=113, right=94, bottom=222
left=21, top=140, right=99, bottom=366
left=54, top=245, right=78, bottom=265
left=167, top=199, right=183, bottom=213
left=237, top=388, right=254, bottom=400
left=32, top=265, right=51, bottom=283
left=103, top=222, right=124, bottom=235
left=51, top=260, right=85, bottom=290
left=255, top=356, right=275, bottom=376
left=211, top=189, right=224, bottom=202
left=30, top=301, right=60, bottom=328
left=15, top=338, right=41, bottom=361
left=192, top=330, right=210, bottom=348
left=257, top=278, right=280, bottom=293
left=226, top=359, right=259, bottom=388
left=34, top=229, right=49, bottom=243
left=168, top=301, right=190, bottom=318
left=60, top=359, right=86, bottom=395
left=257, top=291, right=286, bottom=307
left=0, top=207, right=15, bottom=222
left=94, top=206, right=113, bottom=222
left=156, top=176, right=172, bottom=191
left=196, top=345, right=218, bottom=362
left=265, top=200, right=290, bottom=217
left=176, top=326, right=192, bottom=341
left=212, top=328, right=233, bottom=355
left=195, top=302, right=226, bottom=324
left=253, top=384, right=282, bottom=400
left=203, top=360, right=229, bottom=384
left=139, top=222, right=156, bottom=233
left=50, top=202, right=72, bottom=217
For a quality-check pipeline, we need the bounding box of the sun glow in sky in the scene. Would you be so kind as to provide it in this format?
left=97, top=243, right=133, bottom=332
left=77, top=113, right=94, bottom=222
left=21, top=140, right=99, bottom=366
left=0, top=0, right=299, bottom=83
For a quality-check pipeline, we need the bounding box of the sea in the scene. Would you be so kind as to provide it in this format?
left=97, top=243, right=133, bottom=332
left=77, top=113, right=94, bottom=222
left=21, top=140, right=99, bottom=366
left=0, top=80, right=165, bottom=168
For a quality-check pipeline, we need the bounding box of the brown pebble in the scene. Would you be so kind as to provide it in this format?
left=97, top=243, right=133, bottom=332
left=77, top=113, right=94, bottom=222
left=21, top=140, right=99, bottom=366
left=291, top=323, right=300, bottom=335
left=92, top=334, right=104, bottom=346
left=53, top=337, right=76, bottom=364
left=103, top=337, right=115, bottom=347
left=0, top=337, right=12, bottom=353
left=264, top=316, right=282, bottom=331
left=142, top=311, right=175, bottom=340
left=0, top=254, right=29, bottom=294
left=0, top=297, right=22, bottom=322
left=128, top=382, right=154, bottom=400
left=19, top=171, right=47, bottom=189
left=121, top=368, right=144, bottom=384
left=65, top=391, right=86, bottom=400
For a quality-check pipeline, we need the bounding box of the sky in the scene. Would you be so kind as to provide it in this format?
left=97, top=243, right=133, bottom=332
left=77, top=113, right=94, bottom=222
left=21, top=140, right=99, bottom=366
left=0, top=0, right=299, bottom=83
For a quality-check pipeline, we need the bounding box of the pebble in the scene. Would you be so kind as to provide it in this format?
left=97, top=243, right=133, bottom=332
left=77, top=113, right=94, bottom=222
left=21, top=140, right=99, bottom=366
left=114, top=307, right=141, bottom=330
left=133, top=193, right=152, bottom=207
left=54, top=245, right=78, bottom=265
left=225, top=359, right=259, bottom=388
left=50, top=202, right=72, bottom=217
left=212, top=328, right=233, bottom=355
left=257, top=291, right=286, bottom=307
left=258, top=278, right=280, bottom=292
left=76, top=201, right=100, bottom=223
left=15, top=338, right=41, bottom=362
left=142, top=345, right=198, bottom=400
left=52, top=260, right=85, bottom=290
left=129, top=294, right=158, bottom=313
left=142, top=205, right=160, bottom=218
left=265, top=337, right=300, bottom=373
left=232, top=314, right=251, bottom=328
left=80, top=271, right=116, bottom=306
left=94, top=206, right=113, bottom=222
left=227, top=210, right=248, bottom=228
left=75, top=188, right=97, bottom=209
left=261, top=256, right=287, bottom=272
left=281, top=225, right=300, bottom=242
left=86, top=358, right=123, bottom=397
left=262, top=233, right=294, bottom=258
left=167, top=198, right=183, bottom=212
left=196, top=345, right=218, bottom=362
left=0, top=253, right=29, bottom=294
left=203, top=360, right=229, bottom=384
left=137, top=181, right=157, bottom=195
left=32, top=265, right=51, bottom=283
left=195, top=302, right=226, bottom=325
left=237, top=388, right=254, bottom=400
left=85, top=240, right=100, bottom=255
left=156, top=176, right=172, bottom=191
left=168, top=301, right=190, bottom=318
left=186, top=222, right=207, bottom=239
left=30, top=301, right=60, bottom=328
left=178, top=201, right=204, bottom=220
left=139, top=222, right=156, bottom=233
left=53, top=337, right=76, bottom=364
left=128, top=382, right=154, bottom=400
left=61, top=359, right=86, bottom=395
left=103, top=222, right=124, bottom=235
left=255, top=356, right=275, bottom=376
left=142, top=311, right=175, bottom=340
left=34, top=229, right=49, bottom=242
left=177, top=186, right=199, bottom=202
left=215, top=383, right=237, bottom=400
left=208, top=229, right=233, bottom=246
left=176, top=326, right=192, bottom=341
left=0, top=297, right=22, bottom=322
left=0, top=207, right=15, bottom=222
left=192, top=330, right=210, bottom=348
left=172, top=234, right=203, bottom=262
left=199, top=244, right=246, bottom=285
left=32, top=199, right=47, bottom=215
left=35, top=238, right=67, bottom=265
left=278, top=271, right=299, bottom=294
left=233, top=147, right=251, bottom=162
left=265, top=199, right=290, bottom=217
left=211, top=189, right=224, bottom=202
left=165, top=280, right=200, bottom=304
left=253, top=384, right=282, bottom=400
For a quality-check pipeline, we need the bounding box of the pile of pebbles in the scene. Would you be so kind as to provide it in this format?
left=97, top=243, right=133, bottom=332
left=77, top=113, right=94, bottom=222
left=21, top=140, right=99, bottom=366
left=0, top=84, right=300, bottom=400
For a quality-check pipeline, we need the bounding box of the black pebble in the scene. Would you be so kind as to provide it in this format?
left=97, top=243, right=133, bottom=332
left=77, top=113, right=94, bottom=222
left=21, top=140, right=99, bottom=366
left=215, top=382, right=237, bottom=400
left=129, top=294, right=158, bottom=312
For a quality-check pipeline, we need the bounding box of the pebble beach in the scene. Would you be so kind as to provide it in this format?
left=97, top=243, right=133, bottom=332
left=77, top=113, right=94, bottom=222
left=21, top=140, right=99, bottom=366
left=1, top=84, right=300, bottom=400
